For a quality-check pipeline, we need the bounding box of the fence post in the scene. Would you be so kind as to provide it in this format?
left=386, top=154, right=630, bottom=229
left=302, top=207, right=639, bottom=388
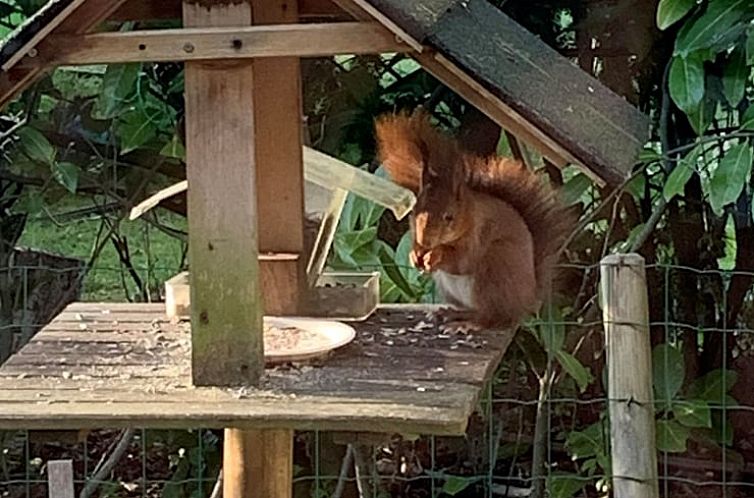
left=600, top=253, right=659, bottom=498
left=47, top=460, right=74, bottom=498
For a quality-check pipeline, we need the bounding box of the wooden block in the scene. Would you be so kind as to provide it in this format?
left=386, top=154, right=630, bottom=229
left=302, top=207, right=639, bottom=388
left=253, top=0, right=306, bottom=316
left=164, top=271, right=190, bottom=319
left=109, top=0, right=349, bottom=21
left=183, top=0, right=263, bottom=387
left=47, top=460, right=74, bottom=498
left=223, top=428, right=293, bottom=498
left=260, top=254, right=301, bottom=316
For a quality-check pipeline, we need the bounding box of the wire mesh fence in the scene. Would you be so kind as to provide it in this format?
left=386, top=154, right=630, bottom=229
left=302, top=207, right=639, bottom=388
left=0, top=259, right=752, bottom=498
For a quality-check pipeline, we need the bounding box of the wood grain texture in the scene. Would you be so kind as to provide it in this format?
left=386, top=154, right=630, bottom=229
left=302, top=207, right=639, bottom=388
left=224, top=429, right=293, bottom=498
left=331, top=0, right=649, bottom=185
left=109, top=0, right=350, bottom=21
left=183, top=0, right=264, bottom=387
left=41, top=23, right=409, bottom=65
left=0, top=303, right=512, bottom=435
left=47, top=460, right=75, bottom=498
left=251, top=0, right=306, bottom=315
left=600, top=254, right=660, bottom=498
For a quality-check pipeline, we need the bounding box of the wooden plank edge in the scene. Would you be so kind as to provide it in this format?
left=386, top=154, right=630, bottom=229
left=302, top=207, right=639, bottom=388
left=0, top=411, right=469, bottom=436
left=27, top=22, right=411, bottom=67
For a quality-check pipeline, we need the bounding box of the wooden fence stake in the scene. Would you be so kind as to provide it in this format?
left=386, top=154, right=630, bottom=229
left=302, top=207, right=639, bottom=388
left=47, top=460, right=74, bottom=498
left=600, top=253, right=659, bottom=498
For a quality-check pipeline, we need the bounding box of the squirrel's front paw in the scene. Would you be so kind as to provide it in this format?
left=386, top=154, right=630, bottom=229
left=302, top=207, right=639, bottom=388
left=422, top=248, right=444, bottom=271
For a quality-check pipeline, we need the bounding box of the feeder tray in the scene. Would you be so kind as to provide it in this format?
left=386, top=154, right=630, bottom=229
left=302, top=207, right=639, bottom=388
left=165, top=270, right=380, bottom=322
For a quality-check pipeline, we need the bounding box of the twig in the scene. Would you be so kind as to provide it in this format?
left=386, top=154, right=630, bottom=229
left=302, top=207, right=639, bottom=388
left=557, top=168, right=643, bottom=256
left=209, top=470, right=223, bottom=498
left=352, top=444, right=373, bottom=498
left=332, top=444, right=356, bottom=498
left=79, top=428, right=136, bottom=498
left=629, top=58, right=673, bottom=253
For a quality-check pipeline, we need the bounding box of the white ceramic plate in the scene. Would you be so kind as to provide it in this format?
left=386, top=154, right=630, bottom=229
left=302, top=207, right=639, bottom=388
left=263, top=317, right=356, bottom=364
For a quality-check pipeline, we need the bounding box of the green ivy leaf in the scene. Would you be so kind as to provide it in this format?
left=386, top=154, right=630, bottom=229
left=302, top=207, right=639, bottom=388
left=669, top=54, right=705, bottom=114
left=687, top=91, right=717, bottom=135
left=689, top=369, right=738, bottom=401
left=160, top=134, right=186, bottom=160
left=117, top=110, right=158, bottom=154
left=675, top=0, right=751, bottom=58
left=51, top=161, right=79, bottom=193
left=657, top=419, right=690, bottom=453
left=555, top=350, right=593, bottom=393
left=377, top=243, right=416, bottom=301
left=17, top=127, right=56, bottom=165
left=548, top=472, right=588, bottom=498
left=442, top=476, right=475, bottom=496
left=663, top=145, right=700, bottom=201
left=740, top=104, right=754, bottom=129
left=560, top=173, right=592, bottom=206
left=673, top=400, right=712, bottom=428
left=723, top=46, right=748, bottom=107
left=653, top=343, right=685, bottom=408
left=708, top=143, right=753, bottom=216
left=657, top=0, right=696, bottom=30
left=95, top=63, right=141, bottom=119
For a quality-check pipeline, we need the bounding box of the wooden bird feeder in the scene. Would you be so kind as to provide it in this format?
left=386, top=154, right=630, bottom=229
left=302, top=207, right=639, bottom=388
left=0, top=1, right=649, bottom=497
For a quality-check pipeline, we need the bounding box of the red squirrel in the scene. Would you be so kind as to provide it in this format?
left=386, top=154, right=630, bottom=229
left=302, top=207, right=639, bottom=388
left=374, top=110, right=575, bottom=330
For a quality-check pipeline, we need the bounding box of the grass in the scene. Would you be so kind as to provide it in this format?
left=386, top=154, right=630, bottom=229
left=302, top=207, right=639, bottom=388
left=18, top=201, right=187, bottom=301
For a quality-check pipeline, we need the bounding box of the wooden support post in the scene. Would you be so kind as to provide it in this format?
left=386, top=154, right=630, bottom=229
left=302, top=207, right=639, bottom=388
left=47, top=460, right=74, bottom=498
left=600, top=254, right=660, bottom=498
left=253, top=0, right=306, bottom=316
left=224, top=429, right=294, bottom=498
left=183, top=0, right=263, bottom=386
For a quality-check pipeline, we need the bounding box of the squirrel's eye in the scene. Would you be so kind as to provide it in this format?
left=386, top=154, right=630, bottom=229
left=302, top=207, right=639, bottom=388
left=443, top=212, right=454, bottom=222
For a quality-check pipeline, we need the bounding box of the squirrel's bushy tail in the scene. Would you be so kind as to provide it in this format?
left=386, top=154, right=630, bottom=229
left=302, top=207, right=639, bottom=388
left=466, top=155, right=576, bottom=300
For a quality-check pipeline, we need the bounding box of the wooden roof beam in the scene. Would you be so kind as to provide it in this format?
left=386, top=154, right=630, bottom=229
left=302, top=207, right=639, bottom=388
left=109, top=0, right=350, bottom=22
left=0, top=0, right=132, bottom=109
left=22, top=22, right=410, bottom=67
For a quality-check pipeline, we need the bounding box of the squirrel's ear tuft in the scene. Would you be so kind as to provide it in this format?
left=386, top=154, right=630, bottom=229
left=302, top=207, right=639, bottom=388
left=374, top=112, right=424, bottom=194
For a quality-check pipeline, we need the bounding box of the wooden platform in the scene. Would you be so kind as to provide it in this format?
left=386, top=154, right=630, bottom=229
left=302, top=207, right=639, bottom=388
left=0, top=303, right=512, bottom=436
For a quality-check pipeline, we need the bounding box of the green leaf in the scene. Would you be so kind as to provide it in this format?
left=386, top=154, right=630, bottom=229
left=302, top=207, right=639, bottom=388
left=689, top=369, right=738, bottom=401
left=378, top=243, right=416, bottom=300
left=740, top=104, right=754, bottom=129
left=708, top=143, right=753, bottom=216
left=556, top=350, right=593, bottom=393
left=538, top=307, right=565, bottom=353
left=656, top=419, right=690, bottom=453
left=657, top=0, right=696, bottom=30
left=723, top=46, right=748, bottom=107
left=160, top=134, right=186, bottom=160
left=669, top=54, right=705, bottom=114
left=548, top=473, right=588, bottom=498
left=687, top=91, right=717, bottom=135
left=675, top=0, right=752, bottom=58
left=117, top=110, right=158, bottom=154
left=95, top=63, right=141, bottom=119
left=51, top=162, right=79, bottom=193
left=560, top=173, right=592, bottom=206
left=653, top=343, right=685, bottom=407
left=442, top=476, right=474, bottom=496
left=17, top=127, right=56, bottom=165
left=673, top=400, right=712, bottom=428
left=565, top=421, right=605, bottom=460
left=638, top=147, right=664, bottom=164
left=17, top=191, right=44, bottom=216
left=748, top=25, right=754, bottom=63
left=663, top=144, right=701, bottom=201
left=663, top=164, right=694, bottom=201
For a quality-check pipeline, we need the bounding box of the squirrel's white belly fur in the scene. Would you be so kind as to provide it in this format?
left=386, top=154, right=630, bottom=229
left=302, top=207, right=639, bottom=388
left=434, top=271, right=474, bottom=309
